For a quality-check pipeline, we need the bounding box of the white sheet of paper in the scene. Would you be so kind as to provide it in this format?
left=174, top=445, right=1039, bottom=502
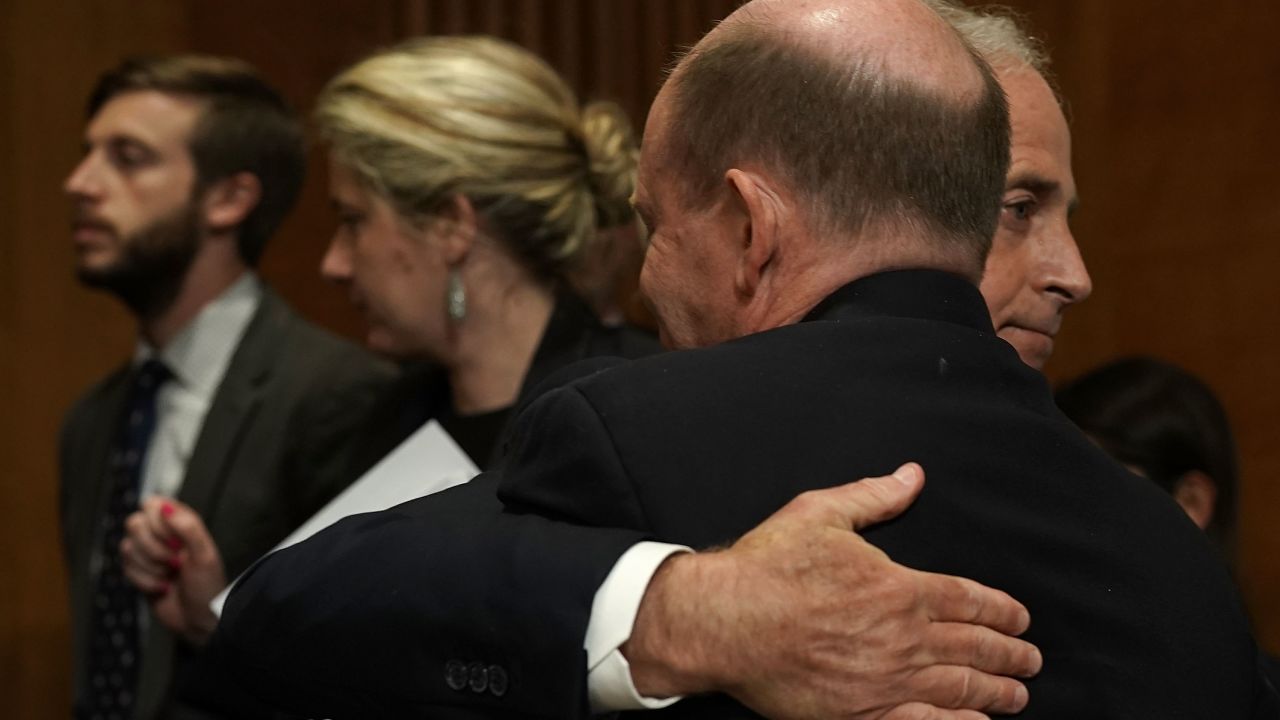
left=210, top=419, right=480, bottom=616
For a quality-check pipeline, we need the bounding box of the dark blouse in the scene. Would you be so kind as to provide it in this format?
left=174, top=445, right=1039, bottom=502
left=344, top=289, right=661, bottom=474
left=437, top=405, right=511, bottom=468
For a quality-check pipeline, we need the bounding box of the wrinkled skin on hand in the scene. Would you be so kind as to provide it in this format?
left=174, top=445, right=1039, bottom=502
left=623, top=464, right=1041, bottom=720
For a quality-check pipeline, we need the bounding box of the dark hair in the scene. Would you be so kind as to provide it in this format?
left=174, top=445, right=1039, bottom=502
left=1056, top=357, right=1239, bottom=557
left=88, top=55, right=306, bottom=266
left=665, top=26, right=1010, bottom=275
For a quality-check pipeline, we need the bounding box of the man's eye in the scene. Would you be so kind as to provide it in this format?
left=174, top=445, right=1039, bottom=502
left=1003, top=200, right=1035, bottom=222
left=338, top=213, right=365, bottom=229
left=110, top=145, right=153, bottom=170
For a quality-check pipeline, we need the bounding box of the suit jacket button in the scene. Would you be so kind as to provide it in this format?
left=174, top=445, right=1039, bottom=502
left=445, top=660, right=468, bottom=691
left=487, top=665, right=508, bottom=697
left=467, top=661, right=489, bottom=693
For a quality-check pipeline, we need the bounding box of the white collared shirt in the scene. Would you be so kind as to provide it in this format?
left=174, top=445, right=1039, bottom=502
left=135, top=272, right=262, bottom=500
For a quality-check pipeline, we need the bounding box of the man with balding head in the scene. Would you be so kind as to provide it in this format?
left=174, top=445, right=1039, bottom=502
left=215, top=0, right=1272, bottom=717
left=488, top=0, right=1260, bottom=716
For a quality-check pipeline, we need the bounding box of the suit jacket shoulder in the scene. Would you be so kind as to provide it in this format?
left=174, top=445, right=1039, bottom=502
left=498, top=270, right=1264, bottom=718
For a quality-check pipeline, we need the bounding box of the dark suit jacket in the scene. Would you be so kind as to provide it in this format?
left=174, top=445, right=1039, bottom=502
left=214, top=270, right=1275, bottom=718
left=60, top=287, right=393, bottom=720
left=213, top=291, right=658, bottom=719
left=495, top=269, right=1272, bottom=718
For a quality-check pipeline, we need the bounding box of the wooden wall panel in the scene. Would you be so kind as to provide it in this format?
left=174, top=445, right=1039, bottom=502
left=1, top=3, right=191, bottom=716
left=187, top=0, right=405, bottom=343
left=400, top=0, right=736, bottom=122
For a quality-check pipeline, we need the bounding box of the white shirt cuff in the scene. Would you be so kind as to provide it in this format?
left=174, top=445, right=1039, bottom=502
left=586, top=541, right=692, bottom=712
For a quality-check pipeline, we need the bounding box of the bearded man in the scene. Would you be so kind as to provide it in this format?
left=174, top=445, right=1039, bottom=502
left=59, top=55, right=390, bottom=720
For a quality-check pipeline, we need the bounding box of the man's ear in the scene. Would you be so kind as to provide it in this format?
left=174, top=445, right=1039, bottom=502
left=434, top=194, right=479, bottom=266
left=201, top=172, right=262, bottom=234
left=724, top=168, right=782, bottom=297
left=1172, top=469, right=1218, bottom=531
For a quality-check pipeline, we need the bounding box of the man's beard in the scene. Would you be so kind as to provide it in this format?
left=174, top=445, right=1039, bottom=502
left=76, top=202, right=202, bottom=319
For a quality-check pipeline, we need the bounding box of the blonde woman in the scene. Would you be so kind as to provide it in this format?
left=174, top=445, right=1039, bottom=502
left=121, top=36, right=659, bottom=646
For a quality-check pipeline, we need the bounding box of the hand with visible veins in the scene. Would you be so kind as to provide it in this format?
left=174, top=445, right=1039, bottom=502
left=623, top=463, right=1042, bottom=720
left=120, top=497, right=225, bottom=646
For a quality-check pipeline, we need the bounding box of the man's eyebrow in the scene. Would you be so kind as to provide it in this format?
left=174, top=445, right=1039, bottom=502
left=82, top=131, right=144, bottom=151
left=105, top=133, right=160, bottom=156
left=1005, top=172, right=1058, bottom=197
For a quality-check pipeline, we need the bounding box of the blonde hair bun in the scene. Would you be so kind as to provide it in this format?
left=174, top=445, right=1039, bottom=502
left=317, top=35, right=639, bottom=281
left=579, top=101, right=640, bottom=230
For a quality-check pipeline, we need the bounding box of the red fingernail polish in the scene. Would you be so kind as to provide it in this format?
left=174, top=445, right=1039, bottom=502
left=161, top=503, right=174, bottom=517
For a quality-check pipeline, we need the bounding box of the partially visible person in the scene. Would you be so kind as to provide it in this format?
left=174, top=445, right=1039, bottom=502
left=570, top=219, right=651, bottom=327
left=1056, top=356, right=1280, bottom=691
left=1056, top=356, right=1238, bottom=556
left=121, top=35, right=661, bottom=650
left=60, top=55, right=391, bottom=720
left=926, top=0, right=1093, bottom=370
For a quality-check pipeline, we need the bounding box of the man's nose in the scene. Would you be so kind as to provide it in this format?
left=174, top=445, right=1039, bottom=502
left=1044, top=228, right=1092, bottom=305
left=64, top=154, right=100, bottom=201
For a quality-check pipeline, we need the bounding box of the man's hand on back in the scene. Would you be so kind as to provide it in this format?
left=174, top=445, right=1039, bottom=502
left=623, top=463, right=1041, bottom=719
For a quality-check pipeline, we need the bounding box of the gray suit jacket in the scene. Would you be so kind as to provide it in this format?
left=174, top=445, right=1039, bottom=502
left=59, top=288, right=393, bottom=720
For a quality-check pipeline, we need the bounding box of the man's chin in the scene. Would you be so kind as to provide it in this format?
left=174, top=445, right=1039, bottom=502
left=75, top=260, right=127, bottom=290
left=998, top=326, right=1053, bottom=371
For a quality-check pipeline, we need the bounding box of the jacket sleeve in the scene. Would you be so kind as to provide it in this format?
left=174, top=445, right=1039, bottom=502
left=210, top=473, right=646, bottom=719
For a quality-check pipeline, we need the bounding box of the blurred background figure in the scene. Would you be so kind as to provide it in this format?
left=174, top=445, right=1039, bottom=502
left=123, top=35, right=660, bottom=652
left=1056, top=356, right=1238, bottom=560
left=1056, top=356, right=1279, bottom=689
left=61, top=55, right=390, bottom=720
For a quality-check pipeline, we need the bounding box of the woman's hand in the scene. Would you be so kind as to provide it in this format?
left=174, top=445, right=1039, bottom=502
left=120, top=497, right=226, bottom=646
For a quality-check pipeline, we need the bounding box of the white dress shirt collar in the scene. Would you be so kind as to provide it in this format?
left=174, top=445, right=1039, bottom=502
left=133, top=272, right=263, bottom=397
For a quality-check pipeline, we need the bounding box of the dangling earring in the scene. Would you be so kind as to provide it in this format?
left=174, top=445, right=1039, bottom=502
left=446, top=268, right=467, bottom=322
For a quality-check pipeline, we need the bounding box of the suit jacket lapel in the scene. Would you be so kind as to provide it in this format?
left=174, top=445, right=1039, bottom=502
left=138, top=292, right=289, bottom=719
left=67, top=372, right=131, bottom=569
left=176, top=290, right=283, bottom=521
left=65, top=368, right=132, bottom=698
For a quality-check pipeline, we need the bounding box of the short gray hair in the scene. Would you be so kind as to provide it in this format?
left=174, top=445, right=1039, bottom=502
left=924, top=1, right=1052, bottom=76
